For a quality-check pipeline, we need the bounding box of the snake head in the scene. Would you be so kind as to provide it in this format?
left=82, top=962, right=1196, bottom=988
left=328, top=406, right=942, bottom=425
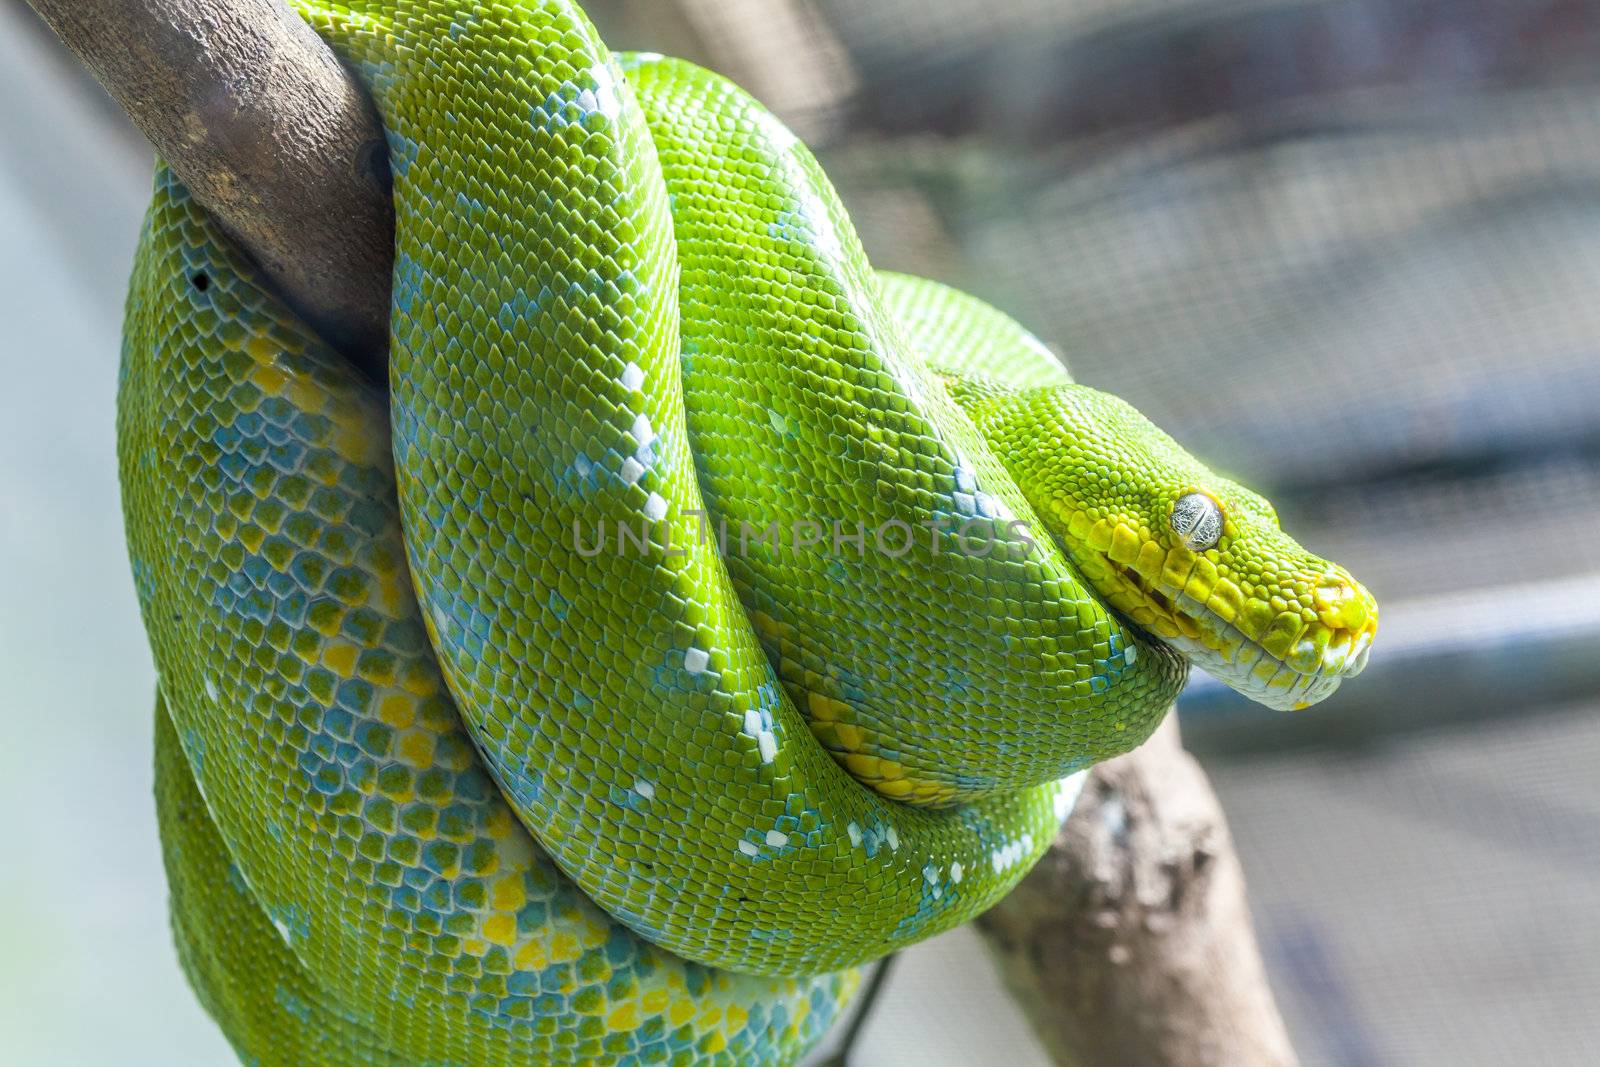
left=1020, top=385, right=1378, bottom=710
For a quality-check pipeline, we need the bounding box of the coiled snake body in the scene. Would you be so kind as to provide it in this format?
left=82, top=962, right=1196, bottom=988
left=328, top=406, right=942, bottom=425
left=118, top=2, right=1377, bottom=1063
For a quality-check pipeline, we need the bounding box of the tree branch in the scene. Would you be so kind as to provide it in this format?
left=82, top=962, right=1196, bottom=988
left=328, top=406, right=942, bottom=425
left=27, top=2, right=1296, bottom=1063
left=26, top=0, right=393, bottom=369
left=976, top=716, right=1298, bottom=1067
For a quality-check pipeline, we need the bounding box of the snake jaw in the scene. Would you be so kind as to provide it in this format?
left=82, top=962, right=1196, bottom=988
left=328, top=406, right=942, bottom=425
left=1165, top=575, right=1377, bottom=711
left=1079, top=540, right=1377, bottom=711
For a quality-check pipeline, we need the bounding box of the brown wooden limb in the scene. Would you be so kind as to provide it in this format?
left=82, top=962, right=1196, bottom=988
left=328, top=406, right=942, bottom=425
left=25, top=0, right=393, bottom=369
left=27, top=3, right=1296, bottom=1062
left=976, top=715, right=1299, bottom=1067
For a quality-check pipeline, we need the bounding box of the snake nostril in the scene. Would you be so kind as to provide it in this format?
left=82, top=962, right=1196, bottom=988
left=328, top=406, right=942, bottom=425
left=1313, top=571, right=1375, bottom=633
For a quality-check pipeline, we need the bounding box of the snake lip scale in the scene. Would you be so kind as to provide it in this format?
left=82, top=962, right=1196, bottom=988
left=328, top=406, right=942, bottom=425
left=115, top=2, right=1378, bottom=1063
left=1107, top=554, right=1376, bottom=705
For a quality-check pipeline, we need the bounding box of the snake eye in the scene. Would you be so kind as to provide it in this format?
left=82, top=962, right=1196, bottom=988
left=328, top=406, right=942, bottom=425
left=1170, top=492, right=1224, bottom=552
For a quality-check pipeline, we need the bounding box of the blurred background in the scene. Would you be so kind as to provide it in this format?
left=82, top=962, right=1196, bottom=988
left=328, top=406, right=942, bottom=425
left=3, top=0, right=1598, bottom=1063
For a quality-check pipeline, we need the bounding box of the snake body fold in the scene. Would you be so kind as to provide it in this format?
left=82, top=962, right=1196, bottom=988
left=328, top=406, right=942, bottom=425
left=118, top=2, right=1375, bottom=1063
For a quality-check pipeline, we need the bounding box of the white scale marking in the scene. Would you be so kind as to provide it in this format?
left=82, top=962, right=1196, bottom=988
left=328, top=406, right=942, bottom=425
left=584, top=62, right=620, bottom=118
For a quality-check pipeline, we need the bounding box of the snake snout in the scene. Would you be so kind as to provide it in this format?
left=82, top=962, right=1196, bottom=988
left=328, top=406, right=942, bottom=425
left=1226, top=565, right=1378, bottom=710
left=1122, top=556, right=1378, bottom=712
left=1304, top=568, right=1379, bottom=682
left=1313, top=568, right=1375, bottom=637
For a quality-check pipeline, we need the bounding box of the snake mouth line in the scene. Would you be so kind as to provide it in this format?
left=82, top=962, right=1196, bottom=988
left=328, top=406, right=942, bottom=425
left=1111, top=560, right=1198, bottom=639
left=1109, top=559, right=1376, bottom=710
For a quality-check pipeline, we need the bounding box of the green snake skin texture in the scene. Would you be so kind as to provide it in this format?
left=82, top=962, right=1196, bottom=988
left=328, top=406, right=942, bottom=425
left=117, top=2, right=1377, bottom=1063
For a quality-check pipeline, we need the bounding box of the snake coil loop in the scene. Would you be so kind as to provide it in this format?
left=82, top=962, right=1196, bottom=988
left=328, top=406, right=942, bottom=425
left=119, top=3, right=1373, bottom=1064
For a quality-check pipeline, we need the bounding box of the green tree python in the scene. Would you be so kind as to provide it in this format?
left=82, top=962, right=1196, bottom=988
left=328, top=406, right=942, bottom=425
left=116, top=1, right=1378, bottom=1063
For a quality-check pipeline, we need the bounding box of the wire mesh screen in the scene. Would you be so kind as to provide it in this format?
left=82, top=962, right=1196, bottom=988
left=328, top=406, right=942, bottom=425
left=583, top=1, right=1600, bottom=1063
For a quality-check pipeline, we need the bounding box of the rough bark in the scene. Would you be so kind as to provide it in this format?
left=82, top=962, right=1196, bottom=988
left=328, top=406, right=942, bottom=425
left=27, top=0, right=393, bottom=370
left=27, top=1, right=1296, bottom=1063
left=977, top=716, right=1298, bottom=1067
